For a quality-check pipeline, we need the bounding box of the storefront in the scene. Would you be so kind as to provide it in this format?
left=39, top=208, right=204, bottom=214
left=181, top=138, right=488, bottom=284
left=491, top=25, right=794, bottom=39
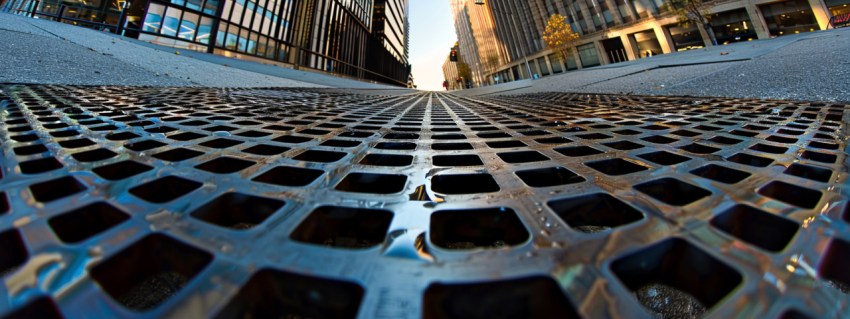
left=827, top=0, right=850, bottom=16
left=666, top=24, right=704, bottom=51
left=709, top=9, right=757, bottom=44
left=631, top=29, right=663, bottom=58
left=759, top=0, right=821, bottom=36
left=548, top=53, right=565, bottom=74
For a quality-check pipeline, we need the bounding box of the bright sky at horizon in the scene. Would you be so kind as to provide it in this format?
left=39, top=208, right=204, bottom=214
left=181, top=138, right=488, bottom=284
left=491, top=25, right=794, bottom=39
left=408, top=0, right=457, bottom=91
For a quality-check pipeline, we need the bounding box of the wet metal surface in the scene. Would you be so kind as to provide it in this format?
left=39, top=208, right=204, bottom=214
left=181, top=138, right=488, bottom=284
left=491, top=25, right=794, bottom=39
left=0, top=85, right=849, bottom=318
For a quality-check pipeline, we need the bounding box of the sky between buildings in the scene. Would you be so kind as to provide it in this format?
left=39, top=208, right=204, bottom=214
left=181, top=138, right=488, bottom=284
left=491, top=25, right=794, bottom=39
left=408, top=0, right=457, bottom=91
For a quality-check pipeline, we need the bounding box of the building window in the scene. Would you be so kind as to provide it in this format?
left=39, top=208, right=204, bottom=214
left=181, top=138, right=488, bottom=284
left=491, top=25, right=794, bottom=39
left=631, top=0, right=648, bottom=18
left=197, top=17, right=213, bottom=44
left=709, top=9, right=757, bottom=44
left=631, top=29, right=663, bottom=57
left=178, top=12, right=199, bottom=41
left=538, top=58, right=550, bottom=76
left=759, top=0, right=821, bottom=36
left=667, top=24, right=704, bottom=51
left=577, top=43, right=599, bottom=67
left=548, top=53, right=565, bottom=73
left=142, top=3, right=166, bottom=33
left=827, top=0, right=850, bottom=15
left=161, top=7, right=182, bottom=37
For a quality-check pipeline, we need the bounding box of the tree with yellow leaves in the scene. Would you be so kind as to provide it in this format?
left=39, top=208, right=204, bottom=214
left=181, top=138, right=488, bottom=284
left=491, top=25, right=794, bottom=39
left=542, top=14, right=581, bottom=64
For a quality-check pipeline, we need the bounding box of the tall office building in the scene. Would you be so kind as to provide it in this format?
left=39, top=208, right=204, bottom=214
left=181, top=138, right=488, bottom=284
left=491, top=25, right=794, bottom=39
left=2, top=0, right=411, bottom=86
left=451, top=0, right=846, bottom=85
left=448, top=0, right=508, bottom=87
left=372, top=0, right=409, bottom=64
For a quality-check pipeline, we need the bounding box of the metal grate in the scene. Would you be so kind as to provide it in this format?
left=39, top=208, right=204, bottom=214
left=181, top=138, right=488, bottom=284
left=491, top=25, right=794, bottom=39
left=0, top=84, right=848, bottom=318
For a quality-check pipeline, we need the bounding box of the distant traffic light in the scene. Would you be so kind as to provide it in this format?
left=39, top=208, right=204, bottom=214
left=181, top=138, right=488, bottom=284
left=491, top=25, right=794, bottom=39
left=450, top=50, right=458, bottom=62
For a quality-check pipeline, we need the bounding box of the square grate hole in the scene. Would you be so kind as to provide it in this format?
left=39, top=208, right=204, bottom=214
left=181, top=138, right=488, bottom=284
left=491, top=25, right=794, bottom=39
left=169, top=132, right=207, bottom=141
left=800, top=151, right=837, bottom=164
left=534, top=137, right=573, bottom=144
left=375, top=142, right=417, bottom=150
left=710, top=205, right=799, bottom=252
left=334, top=173, right=407, bottom=194
left=384, top=133, right=419, bottom=139
left=749, top=143, right=788, bottom=154
left=153, top=148, right=204, bottom=162
left=515, top=167, right=585, bottom=187
left=423, top=276, right=581, bottom=319
left=757, top=181, right=822, bottom=209
left=48, top=202, right=130, bottom=244
left=613, top=129, right=642, bottom=135
left=637, top=151, right=691, bottom=166
left=678, top=143, right=721, bottom=154
left=728, top=129, right=759, bottom=137
left=29, top=176, right=86, bottom=202
left=602, top=140, right=645, bottom=150
left=690, top=164, right=751, bottom=184
left=213, top=269, right=364, bottom=319
left=320, top=140, right=362, bottom=148
left=0, top=297, right=64, bottom=319
left=783, top=163, right=832, bottom=183
left=242, top=144, right=290, bottom=156
left=766, top=135, right=798, bottom=144
left=430, top=207, right=530, bottom=249
left=548, top=193, right=644, bottom=233
left=125, top=140, right=166, bottom=152
left=727, top=153, right=774, bottom=167
left=0, top=192, right=8, bottom=215
left=585, top=158, right=649, bottom=176
left=293, top=150, right=347, bottom=163
left=58, top=138, right=96, bottom=149
left=272, top=136, right=313, bottom=144
left=576, top=133, right=613, bottom=140
left=70, top=148, right=118, bottom=163
left=670, top=130, right=701, bottom=137
left=431, top=174, right=500, bottom=195
left=708, top=136, right=743, bottom=145
left=10, top=134, right=40, bottom=143
left=190, top=193, right=284, bottom=230
left=19, top=157, right=64, bottom=174
left=360, top=154, right=413, bottom=167
left=777, top=310, right=814, bottom=319
left=555, top=146, right=604, bottom=157
left=0, top=229, right=28, bottom=277
left=235, top=131, right=272, bottom=138
left=611, top=238, right=742, bottom=316
left=90, top=234, right=213, bottom=312
left=808, top=141, right=838, bottom=150
left=485, top=141, right=527, bottom=148
left=92, top=161, right=154, bottom=181
left=433, top=155, right=483, bottom=167
left=49, top=130, right=80, bottom=138
left=640, top=135, right=678, bottom=144
left=203, top=125, right=239, bottom=132
left=252, top=166, right=324, bottom=187
left=634, top=178, right=711, bottom=206
left=195, top=157, right=256, bottom=174
left=129, top=176, right=203, bottom=204
left=13, top=144, right=49, bottom=156
left=290, top=206, right=393, bottom=249
left=497, top=151, right=550, bottom=164
left=105, top=132, right=141, bottom=141
left=477, top=132, right=512, bottom=139
left=199, top=138, right=244, bottom=149
left=818, top=238, right=850, bottom=294
left=432, top=143, right=473, bottom=150
left=432, top=134, right=467, bottom=140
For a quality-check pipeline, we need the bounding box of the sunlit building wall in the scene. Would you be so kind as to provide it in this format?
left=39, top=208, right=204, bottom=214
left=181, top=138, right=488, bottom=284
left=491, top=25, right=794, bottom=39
left=3, top=0, right=411, bottom=86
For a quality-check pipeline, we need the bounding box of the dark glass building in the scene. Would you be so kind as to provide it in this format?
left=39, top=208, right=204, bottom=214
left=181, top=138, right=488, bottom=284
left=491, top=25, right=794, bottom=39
left=372, top=0, right=408, bottom=64
left=2, top=0, right=411, bottom=86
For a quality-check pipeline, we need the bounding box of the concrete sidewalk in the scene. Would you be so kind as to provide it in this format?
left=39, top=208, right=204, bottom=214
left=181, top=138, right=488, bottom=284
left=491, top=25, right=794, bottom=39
left=0, top=13, right=413, bottom=91
left=454, top=27, right=850, bottom=103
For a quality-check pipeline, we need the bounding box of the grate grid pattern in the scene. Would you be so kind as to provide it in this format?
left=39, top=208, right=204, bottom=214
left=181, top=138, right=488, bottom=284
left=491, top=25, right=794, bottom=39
left=0, top=85, right=848, bottom=318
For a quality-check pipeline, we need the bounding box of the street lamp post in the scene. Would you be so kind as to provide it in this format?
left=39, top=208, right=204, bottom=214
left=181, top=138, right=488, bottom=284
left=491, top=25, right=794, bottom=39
left=474, top=0, right=533, bottom=81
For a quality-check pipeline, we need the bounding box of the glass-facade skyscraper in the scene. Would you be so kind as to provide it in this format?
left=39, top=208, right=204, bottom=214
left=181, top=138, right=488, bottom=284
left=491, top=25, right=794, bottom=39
left=2, top=0, right=411, bottom=86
